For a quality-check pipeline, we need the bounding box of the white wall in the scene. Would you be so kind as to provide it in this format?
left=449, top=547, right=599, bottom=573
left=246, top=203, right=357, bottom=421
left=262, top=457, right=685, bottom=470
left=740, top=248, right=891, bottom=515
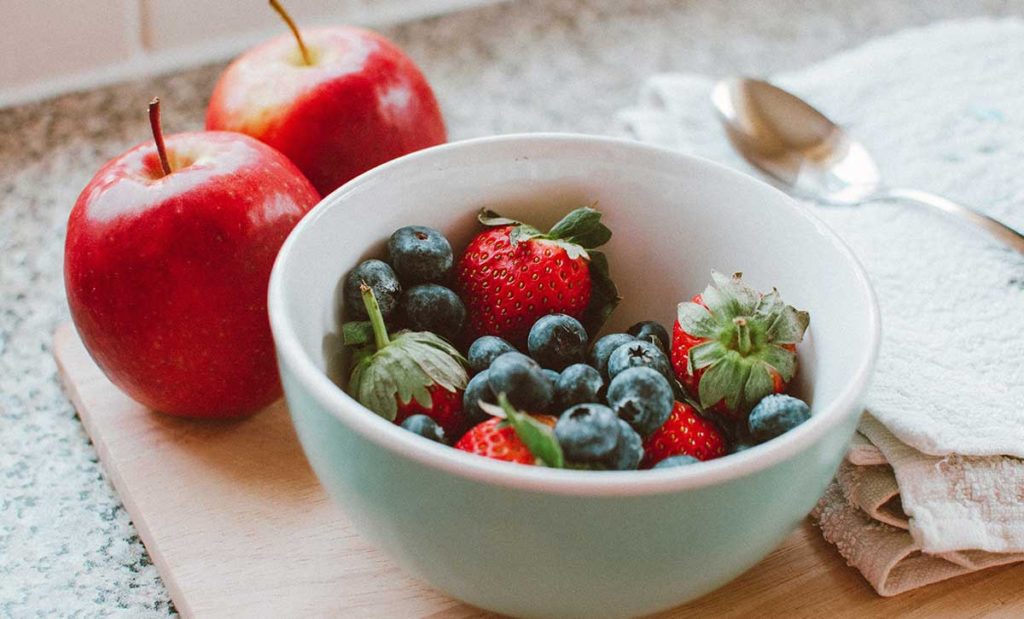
left=0, top=0, right=506, bottom=108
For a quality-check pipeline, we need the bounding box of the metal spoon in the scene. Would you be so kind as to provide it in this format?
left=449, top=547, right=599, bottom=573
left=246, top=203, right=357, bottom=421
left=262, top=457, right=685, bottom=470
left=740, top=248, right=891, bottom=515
left=711, top=77, right=1024, bottom=254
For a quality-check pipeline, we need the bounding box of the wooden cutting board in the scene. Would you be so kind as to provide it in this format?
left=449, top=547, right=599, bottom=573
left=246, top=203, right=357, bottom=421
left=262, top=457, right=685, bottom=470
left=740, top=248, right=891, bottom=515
left=53, top=323, right=1024, bottom=618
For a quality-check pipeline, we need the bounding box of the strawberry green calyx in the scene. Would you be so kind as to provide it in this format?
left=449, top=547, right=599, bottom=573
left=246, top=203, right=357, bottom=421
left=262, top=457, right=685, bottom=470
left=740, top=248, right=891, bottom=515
left=478, top=206, right=611, bottom=259
left=496, top=393, right=564, bottom=468
left=478, top=206, right=621, bottom=334
left=349, top=284, right=468, bottom=421
left=677, top=272, right=810, bottom=413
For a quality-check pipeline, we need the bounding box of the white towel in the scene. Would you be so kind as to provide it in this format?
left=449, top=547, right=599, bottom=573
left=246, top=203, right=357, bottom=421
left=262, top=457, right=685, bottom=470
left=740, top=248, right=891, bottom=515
left=615, top=18, right=1024, bottom=459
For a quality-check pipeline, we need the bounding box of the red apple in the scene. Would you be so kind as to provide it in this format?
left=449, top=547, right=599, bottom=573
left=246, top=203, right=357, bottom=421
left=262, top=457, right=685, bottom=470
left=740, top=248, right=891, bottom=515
left=205, top=2, right=446, bottom=196
left=65, top=99, right=320, bottom=418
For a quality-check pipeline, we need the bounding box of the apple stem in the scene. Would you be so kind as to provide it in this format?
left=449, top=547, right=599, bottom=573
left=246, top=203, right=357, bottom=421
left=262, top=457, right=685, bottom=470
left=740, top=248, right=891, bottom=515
left=269, top=0, right=312, bottom=65
left=148, top=98, right=172, bottom=177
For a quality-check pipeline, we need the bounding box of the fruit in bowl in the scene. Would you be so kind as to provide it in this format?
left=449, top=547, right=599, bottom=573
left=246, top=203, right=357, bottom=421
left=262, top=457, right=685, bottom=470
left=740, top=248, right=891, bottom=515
left=456, top=207, right=619, bottom=346
left=672, top=271, right=809, bottom=419
left=336, top=208, right=814, bottom=470
left=268, top=134, right=880, bottom=618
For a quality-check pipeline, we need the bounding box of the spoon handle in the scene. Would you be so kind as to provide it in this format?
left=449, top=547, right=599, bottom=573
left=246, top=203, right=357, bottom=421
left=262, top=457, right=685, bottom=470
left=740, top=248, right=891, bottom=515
left=880, top=187, right=1024, bottom=254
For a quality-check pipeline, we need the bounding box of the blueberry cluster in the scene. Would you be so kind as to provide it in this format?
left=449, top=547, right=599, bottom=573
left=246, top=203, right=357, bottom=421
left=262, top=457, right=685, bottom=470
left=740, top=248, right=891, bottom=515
left=343, top=225, right=466, bottom=342
left=464, top=314, right=682, bottom=470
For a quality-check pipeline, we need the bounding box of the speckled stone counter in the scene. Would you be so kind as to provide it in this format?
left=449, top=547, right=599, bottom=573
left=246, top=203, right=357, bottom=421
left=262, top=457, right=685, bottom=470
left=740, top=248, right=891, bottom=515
left=2, top=0, right=1020, bottom=615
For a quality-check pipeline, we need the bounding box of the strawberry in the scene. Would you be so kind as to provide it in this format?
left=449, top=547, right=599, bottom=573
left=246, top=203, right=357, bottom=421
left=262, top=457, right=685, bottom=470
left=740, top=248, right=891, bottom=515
left=455, top=415, right=558, bottom=464
left=454, top=394, right=563, bottom=466
left=641, top=401, right=727, bottom=468
left=671, top=294, right=708, bottom=399
left=392, top=384, right=465, bottom=436
left=456, top=207, right=620, bottom=346
left=671, top=272, right=809, bottom=420
left=347, top=283, right=469, bottom=436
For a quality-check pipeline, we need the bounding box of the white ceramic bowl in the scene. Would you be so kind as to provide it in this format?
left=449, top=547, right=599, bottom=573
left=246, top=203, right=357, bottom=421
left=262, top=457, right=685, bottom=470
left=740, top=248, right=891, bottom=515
left=268, top=134, right=880, bottom=618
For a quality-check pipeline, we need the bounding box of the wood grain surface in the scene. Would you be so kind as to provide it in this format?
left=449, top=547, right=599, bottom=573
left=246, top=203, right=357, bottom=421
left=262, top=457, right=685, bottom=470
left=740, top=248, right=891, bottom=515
left=53, top=324, right=1024, bottom=618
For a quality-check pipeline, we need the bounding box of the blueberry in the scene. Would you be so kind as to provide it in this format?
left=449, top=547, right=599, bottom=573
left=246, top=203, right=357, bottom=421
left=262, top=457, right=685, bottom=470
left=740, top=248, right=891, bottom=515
left=607, top=340, right=673, bottom=381
left=627, top=320, right=670, bottom=351
left=527, top=314, right=589, bottom=371
left=542, top=369, right=562, bottom=397
left=344, top=259, right=402, bottom=320
left=467, top=336, right=516, bottom=373
left=748, top=394, right=811, bottom=443
left=731, top=442, right=754, bottom=453
left=653, top=455, right=700, bottom=469
left=463, top=370, right=497, bottom=425
left=402, top=284, right=465, bottom=342
left=606, top=367, right=674, bottom=436
left=556, top=364, right=604, bottom=409
left=388, top=225, right=453, bottom=285
left=400, top=415, right=446, bottom=444
left=607, top=419, right=643, bottom=470
left=555, top=403, right=620, bottom=463
left=488, top=352, right=553, bottom=411
left=588, top=333, right=636, bottom=379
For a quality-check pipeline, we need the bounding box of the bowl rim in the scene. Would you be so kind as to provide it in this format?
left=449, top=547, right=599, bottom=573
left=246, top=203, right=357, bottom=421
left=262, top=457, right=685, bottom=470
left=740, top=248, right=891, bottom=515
left=268, top=132, right=881, bottom=497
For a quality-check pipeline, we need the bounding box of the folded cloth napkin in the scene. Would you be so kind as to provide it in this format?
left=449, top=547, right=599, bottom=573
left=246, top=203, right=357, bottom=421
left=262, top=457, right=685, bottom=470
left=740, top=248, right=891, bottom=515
left=812, top=416, right=1024, bottom=595
left=858, top=415, right=1024, bottom=555
left=614, top=18, right=1024, bottom=593
left=812, top=478, right=1024, bottom=596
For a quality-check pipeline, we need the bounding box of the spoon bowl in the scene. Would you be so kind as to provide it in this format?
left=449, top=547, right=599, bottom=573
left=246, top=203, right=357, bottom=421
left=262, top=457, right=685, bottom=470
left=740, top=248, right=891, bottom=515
left=712, top=77, right=1024, bottom=251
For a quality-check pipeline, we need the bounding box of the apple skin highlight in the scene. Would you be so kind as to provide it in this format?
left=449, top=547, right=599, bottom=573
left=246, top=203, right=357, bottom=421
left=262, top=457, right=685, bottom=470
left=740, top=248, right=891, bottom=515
left=65, top=131, right=320, bottom=418
left=206, top=27, right=446, bottom=196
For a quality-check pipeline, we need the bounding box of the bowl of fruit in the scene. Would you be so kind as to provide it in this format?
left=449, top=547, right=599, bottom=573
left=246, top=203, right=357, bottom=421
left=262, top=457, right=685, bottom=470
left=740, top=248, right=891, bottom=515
left=268, top=133, right=880, bottom=618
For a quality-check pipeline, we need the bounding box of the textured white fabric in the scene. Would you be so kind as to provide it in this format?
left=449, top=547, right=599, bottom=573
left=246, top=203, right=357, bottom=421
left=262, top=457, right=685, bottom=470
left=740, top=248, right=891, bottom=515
left=615, top=18, right=1024, bottom=458
left=859, top=415, right=1024, bottom=554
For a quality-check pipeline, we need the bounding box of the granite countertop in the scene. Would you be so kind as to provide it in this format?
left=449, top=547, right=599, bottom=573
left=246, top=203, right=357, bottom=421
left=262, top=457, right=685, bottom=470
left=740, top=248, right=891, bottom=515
left=1, top=0, right=1020, bottom=615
